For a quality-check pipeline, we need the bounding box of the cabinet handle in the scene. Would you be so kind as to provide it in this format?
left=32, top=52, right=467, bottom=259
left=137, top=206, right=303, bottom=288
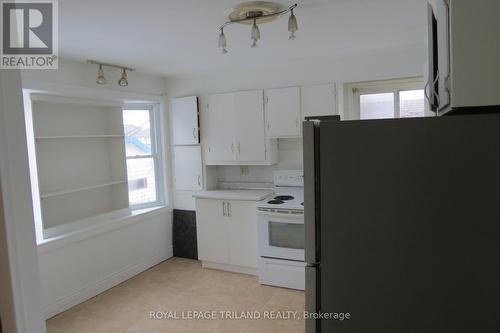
left=231, top=142, right=234, bottom=154
left=222, top=202, right=226, bottom=216
left=193, top=127, right=197, bottom=139
left=228, top=202, right=231, bottom=217
left=197, top=175, right=201, bottom=186
left=237, top=142, right=241, bottom=154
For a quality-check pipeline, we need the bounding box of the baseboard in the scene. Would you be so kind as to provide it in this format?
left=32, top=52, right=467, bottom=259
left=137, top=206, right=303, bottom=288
left=201, top=261, right=257, bottom=276
left=44, top=246, right=173, bottom=319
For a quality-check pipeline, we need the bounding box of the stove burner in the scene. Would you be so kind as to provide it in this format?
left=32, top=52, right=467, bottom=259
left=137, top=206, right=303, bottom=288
left=274, top=195, right=294, bottom=201
left=267, top=199, right=284, bottom=205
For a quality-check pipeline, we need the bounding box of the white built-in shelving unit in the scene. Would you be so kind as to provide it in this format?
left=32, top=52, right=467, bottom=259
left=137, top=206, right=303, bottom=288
left=31, top=95, right=130, bottom=230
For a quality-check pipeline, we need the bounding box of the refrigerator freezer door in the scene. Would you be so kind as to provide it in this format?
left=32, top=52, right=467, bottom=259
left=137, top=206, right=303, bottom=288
left=318, top=114, right=500, bottom=332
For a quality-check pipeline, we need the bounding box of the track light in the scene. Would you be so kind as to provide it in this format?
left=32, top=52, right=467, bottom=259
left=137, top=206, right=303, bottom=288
left=251, top=19, right=260, bottom=48
left=88, top=60, right=135, bottom=87
left=118, top=68, right=128, bottom=87
left=96, top=64, right=107, bottom=84
left=219, top=28, right=228, bottom=54
left=288, top=8, right=298, bottom=40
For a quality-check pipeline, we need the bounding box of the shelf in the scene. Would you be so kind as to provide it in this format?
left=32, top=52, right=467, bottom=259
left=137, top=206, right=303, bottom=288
left=36, top=134, right=124, bottom=140
left=40, top=180, right=128, bottom=199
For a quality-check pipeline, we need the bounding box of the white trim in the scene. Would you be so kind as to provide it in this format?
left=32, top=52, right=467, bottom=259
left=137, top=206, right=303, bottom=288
left=201, top=261, right=258, bottom=276
left=29, top=93, right=124, bottom=107
left=44, top=246, right=173, bottom=319
left=22, top=80, right=163, bottom=104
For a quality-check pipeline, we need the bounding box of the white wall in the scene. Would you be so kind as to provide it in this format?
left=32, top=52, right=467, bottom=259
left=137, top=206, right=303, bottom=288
left=166, top=43, right=426, bottom=210
left=0, top=174, right=18, bottom=333
left=38, top=210, right=172, bottom=319
left=0, top=70, right=46, bottom=333
left=20, top=59, right=174, bottom=319
left=22, top=59, right=166, bottom=96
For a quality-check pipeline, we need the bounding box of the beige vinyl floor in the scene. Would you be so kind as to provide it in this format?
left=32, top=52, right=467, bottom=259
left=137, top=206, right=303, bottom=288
left=46, top=257, right=305, bottom=333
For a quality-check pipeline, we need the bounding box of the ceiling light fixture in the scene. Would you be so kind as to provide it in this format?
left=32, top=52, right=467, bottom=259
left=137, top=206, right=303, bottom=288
left=288, top=8, right=298, bottom=40
left=118, top=68, right=128, bottom=87
left=96, top=64, right=107, bottom=85
left=87, top=60, right=135, bottom=86
left=219, top=27, right=228, bottom=54
left=219, top=2, right=298, bottom=53
left=251, top=18, right=260, bottom=48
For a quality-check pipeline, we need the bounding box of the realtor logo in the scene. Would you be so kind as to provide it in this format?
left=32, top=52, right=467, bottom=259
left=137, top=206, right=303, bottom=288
left=1, top=0, right=58, bottom=69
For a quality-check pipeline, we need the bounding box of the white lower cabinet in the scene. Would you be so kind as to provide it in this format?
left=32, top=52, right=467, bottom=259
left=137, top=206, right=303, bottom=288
left=196, top=199, right=229, bottom=264
left=196, top=198, right=258, bottom=274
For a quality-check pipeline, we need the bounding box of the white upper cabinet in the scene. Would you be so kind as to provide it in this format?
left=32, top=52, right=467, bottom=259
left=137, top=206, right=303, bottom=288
left=173, top=145, right=202, bottom=191
left=234, top=90, right=266, bottom=162
left=205, top=93, right=237, bottom=162
left=265, top=87, right=301, bottom=138
left=205, top=90, right=277, bottom=165
left=301, top=84, right=337, bottom=119
left=171, top=96, right=199, bottom=145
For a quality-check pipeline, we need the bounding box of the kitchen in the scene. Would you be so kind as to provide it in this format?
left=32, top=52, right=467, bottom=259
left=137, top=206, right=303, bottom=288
left=0, top=1, right=499, bottom=333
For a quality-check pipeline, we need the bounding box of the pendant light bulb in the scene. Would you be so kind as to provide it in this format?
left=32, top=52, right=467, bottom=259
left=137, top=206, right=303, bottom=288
left=288, top=8, right=298, bottom=40
left=219, top=28, right=228, bottom=54
left=96, top=64, right=107, bottom=85
left=118, top=68, right=128, bottom=87
left=251, top=19, right=260, bottom=48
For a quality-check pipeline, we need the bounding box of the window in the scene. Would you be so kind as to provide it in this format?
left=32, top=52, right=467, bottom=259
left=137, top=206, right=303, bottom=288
left=123, top=104, right=163, bottom=208
left=347, top=78, right=426, bottom=120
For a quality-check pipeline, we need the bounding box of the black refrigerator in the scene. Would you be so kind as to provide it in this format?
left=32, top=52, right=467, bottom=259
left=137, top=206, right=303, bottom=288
left=303, top=114, right=500, bottom=333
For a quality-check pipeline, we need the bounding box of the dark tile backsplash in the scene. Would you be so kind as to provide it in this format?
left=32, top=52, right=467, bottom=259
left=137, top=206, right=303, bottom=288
left=173, top=209, right=198, bottom=260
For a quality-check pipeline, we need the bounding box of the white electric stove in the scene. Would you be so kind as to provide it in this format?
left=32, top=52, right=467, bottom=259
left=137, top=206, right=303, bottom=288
left=257, top=170, right=305, bottom=290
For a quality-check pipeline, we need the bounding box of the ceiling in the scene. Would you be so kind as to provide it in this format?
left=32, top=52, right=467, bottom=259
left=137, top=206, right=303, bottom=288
left=59, top=0, right=427, bottom=77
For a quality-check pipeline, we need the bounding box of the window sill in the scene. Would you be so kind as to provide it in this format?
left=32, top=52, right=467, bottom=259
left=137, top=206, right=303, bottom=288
left=37, top=206, right=171, bottom=254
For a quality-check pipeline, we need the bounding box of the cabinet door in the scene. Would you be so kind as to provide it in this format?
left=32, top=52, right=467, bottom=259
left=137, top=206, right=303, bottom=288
left=171, top=96, right=199, bottom=145
left=234, top=90, right=266, bottom=162
left=428, top=0, right=450, bottom=111
left=265, top=87, right=301, bottom=138
left=196, top=199, right=229, bottom=264
left=205, top=93, right=237, bottom=162
left=301, top=84, right=337, bottom=119
left=228, top=201, right=258, bottom=268
left=173, top=146, right=202, bottom=190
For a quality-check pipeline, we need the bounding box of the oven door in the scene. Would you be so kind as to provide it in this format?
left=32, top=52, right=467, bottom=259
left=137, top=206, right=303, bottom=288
left=257, top=211, right=305, bottom=262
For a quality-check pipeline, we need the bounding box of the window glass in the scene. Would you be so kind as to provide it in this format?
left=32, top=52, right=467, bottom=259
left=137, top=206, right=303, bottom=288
left=123, top=107, right=160, bottom=208
left=400, top=90, right=425, bottom=118
left=123, top=110, right=152, bottom=157
left=126, top=157, right=157, bottom=205
left=360, top=93, right=395, bottom=120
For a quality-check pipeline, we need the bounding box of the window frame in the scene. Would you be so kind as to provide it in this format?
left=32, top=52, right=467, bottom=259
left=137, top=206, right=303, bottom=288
left=123, top=103, right=164, bottom=210
left=345, top=77, right=425, bottom=120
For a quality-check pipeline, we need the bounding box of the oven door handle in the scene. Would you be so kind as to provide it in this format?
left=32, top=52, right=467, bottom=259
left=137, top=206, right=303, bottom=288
left=257, top=210, right=304, bottom=220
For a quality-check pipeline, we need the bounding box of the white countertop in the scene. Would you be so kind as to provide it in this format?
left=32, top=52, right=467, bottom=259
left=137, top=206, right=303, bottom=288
left=193, top=189, right=274, bottom=201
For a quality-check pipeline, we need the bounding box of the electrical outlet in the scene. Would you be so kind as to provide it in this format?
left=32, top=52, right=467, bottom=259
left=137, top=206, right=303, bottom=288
left=240, top=166, right=249, bottom=176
